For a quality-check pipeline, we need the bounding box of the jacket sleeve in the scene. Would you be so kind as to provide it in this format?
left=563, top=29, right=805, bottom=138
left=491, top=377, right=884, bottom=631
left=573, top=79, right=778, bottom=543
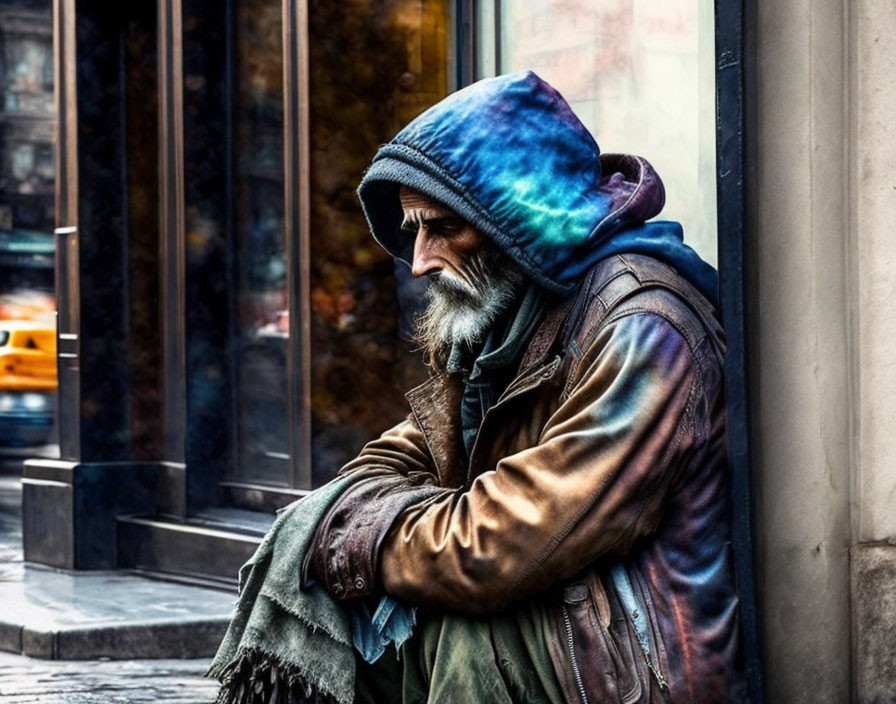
left=379, top=312, right=704, bottom=613
left=337, top=417, right=437, bottom=478
left=308, top=416, right=454, bottom=598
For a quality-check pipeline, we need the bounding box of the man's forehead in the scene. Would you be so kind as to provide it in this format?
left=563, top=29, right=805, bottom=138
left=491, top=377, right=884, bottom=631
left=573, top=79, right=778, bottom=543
left=399, top=186, right=455, bottom=220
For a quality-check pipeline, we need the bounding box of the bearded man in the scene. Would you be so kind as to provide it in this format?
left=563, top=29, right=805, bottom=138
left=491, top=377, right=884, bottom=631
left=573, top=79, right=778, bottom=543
left=211, top=71, right=744, bottom=704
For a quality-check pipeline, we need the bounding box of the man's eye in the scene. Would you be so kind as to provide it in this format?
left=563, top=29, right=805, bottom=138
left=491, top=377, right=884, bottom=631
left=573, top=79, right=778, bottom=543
left=401, top=218, right=465, bottom=238
left=428, top=221, right=464, bottom=237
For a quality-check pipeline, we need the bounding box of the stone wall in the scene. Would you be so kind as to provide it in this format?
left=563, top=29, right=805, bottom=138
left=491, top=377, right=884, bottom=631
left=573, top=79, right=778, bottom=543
left=849, top=1, right=896, bottom=701
left=752, top=0, right=896, bottom=701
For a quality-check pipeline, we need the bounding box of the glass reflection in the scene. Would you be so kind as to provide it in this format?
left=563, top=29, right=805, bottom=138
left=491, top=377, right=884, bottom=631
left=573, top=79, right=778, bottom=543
left=308, top=0, right=450, bottom=484
left=232, top=0, right=288, bottom=485
left=0, top=3, right=56, bottom=451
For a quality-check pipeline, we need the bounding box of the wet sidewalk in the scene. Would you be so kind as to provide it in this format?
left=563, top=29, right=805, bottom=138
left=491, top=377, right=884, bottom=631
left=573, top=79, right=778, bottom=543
left=0, top=650, right=217, bottom=703
left=0, top=466, right=230, bottom=702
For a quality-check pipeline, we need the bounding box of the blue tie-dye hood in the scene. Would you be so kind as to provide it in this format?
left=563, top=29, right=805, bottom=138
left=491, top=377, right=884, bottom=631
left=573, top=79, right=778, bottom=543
left=358, top=71, right=717, bottom=304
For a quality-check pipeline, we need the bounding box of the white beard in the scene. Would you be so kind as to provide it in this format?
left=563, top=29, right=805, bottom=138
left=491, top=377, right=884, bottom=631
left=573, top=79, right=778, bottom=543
left=414, top=246, right=523, bottom=365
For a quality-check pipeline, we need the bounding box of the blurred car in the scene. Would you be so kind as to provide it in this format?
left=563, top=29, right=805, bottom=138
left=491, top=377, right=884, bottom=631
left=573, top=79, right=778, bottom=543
left=0, top=320, right=56, bottom=447
left=0, top=290, right=55, bottom=323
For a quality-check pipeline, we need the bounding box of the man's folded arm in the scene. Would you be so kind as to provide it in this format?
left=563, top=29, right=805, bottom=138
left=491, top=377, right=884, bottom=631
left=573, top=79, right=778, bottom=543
left=338, top=418, right=437, bottom=479
left=308, top=416, right=452, bottom=597
left=378, top=313, right=702, bottom=613
left=312, top=313, right=703, bottom=613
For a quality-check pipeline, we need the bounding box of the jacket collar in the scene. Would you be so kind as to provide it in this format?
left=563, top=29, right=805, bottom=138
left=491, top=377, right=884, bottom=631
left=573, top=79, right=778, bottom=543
left=405, top=291, right=574, bottom=488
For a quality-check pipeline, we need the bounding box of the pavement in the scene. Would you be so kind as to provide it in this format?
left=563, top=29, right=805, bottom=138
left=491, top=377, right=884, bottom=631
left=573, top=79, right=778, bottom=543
left=0, top=451, right=231, bottom=702
left=0, top=651, right=217, bottom=703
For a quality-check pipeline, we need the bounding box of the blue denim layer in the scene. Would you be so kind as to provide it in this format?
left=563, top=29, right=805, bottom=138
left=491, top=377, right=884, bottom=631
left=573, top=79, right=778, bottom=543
left=348, top=595, right=417, bottom=664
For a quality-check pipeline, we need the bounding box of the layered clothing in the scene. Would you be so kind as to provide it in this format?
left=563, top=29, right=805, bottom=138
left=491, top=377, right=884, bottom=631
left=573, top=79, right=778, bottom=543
left=309, top=71, right=743, bottom=702
left=317, top=253, right=742, bottom=703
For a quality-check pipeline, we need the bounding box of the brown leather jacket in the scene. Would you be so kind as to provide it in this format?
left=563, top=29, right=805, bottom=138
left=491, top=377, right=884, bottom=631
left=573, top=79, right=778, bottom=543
left=312, top=253, right=743, bottom=703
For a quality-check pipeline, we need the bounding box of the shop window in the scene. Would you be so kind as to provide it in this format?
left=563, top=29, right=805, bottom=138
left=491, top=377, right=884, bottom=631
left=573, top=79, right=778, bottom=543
left=230, top=0, right=289, bottom=486
left=307, top=0, right=450, bottom=484
left=216, top=0, right=720, bottom=495
left=206, top=0, right=453, bottom=497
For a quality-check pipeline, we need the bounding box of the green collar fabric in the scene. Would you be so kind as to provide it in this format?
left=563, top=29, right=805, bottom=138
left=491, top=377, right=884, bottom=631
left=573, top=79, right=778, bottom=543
left=446, top=284, right=550, bottom=459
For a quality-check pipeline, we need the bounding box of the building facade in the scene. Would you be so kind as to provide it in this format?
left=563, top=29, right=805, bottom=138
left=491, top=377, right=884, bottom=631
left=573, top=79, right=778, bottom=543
left=13, top=1, right=896, bottom=702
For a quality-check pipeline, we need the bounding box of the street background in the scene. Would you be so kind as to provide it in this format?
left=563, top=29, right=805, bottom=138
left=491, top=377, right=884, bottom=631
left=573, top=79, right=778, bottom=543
left=0, top=453, right=219, bottom=703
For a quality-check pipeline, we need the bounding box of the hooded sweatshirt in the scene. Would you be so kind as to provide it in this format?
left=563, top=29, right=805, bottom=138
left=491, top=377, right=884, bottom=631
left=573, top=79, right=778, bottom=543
left=358, top=71, right=720, bottom=460
left=358, top=70, right=719, bottom=307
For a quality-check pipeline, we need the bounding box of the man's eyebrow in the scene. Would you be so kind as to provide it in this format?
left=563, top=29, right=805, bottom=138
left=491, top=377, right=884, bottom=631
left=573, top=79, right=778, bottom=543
left=401, top=215, right=462, bottom=230
left=423, top=216, right=462, bottom=227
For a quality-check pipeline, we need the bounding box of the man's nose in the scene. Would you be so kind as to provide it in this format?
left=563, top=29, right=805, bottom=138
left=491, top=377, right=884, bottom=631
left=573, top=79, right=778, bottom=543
left=411, top=229, right=442, bottom=278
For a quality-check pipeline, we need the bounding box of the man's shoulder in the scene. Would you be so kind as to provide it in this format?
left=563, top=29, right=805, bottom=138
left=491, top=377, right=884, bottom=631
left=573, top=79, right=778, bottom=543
left=565, top=253, right=724, bottom=356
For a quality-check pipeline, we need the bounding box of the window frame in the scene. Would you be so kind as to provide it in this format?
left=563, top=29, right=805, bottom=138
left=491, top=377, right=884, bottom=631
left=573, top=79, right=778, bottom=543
left=715, top=2, right=764, bottom=701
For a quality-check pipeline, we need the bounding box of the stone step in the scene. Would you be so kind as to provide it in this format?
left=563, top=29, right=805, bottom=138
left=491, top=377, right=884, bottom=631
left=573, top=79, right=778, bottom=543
left=0, top=476, right=245, bottom=661
left=116, top=509, right=274, bottom=584
left=0, top=565, right=235, bottom=660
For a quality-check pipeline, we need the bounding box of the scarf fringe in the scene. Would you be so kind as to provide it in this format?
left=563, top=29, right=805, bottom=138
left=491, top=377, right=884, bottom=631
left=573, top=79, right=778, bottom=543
left=210, top=648, right=342, bottom=704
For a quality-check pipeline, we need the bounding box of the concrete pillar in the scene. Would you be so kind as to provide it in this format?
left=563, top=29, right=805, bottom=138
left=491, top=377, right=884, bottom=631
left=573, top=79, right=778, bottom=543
left=849, top=1, right=896, bottom=701
left=752, top=0, right=852, bottom=701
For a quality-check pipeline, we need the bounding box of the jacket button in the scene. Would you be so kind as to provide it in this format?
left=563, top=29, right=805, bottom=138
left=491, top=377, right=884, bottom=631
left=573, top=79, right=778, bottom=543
left=332, top=583, right=344, bottom=596
left=354, top=577, right=366, bottom=591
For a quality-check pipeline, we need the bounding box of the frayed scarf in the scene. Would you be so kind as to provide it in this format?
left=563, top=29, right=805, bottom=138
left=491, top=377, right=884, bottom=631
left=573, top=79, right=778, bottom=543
left=207, top=476, right=361, bottom=704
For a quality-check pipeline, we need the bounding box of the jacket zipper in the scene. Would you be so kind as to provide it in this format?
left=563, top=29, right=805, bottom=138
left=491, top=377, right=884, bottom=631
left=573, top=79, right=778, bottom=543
left=610, top=564, right=670, bottom=693
left=561, top=605, right=590, bottom=704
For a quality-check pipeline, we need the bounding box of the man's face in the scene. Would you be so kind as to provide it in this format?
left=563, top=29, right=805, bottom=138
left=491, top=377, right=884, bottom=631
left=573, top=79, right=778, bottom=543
left=400, top=187, right=485, bottom=289
left=399, top=186, right=522, bottom=360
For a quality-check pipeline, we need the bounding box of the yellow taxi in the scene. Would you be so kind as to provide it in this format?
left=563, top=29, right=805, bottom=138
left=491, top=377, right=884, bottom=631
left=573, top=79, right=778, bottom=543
left=0, top=320, right=57, bottom=446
